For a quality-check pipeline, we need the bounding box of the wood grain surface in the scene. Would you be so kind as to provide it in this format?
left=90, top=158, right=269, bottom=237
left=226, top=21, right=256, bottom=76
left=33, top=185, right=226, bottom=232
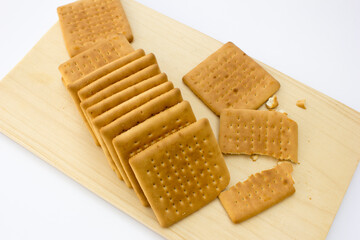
left=0, top=0, right=359, bottom=239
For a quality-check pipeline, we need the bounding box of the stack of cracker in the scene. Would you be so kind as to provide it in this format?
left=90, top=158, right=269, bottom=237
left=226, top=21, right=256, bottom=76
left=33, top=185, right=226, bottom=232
left=58, top=0, right=230, bottom=227
left=183, top=42, right=298, bottom=222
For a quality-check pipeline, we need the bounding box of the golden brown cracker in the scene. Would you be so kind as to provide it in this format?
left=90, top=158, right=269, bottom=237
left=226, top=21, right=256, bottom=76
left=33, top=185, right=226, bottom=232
left=130, top=119, right=230, bottom=227
left=92, top=82, right=174, bottom=187
left=80, top=64, right=161, bottom=113
left=183, top=42, right=280, bottom=115
left=219, top=162, right=295, bottom=223
left=113, top=101, right=196, bottom=207
left=59, top=34, right=134, bottom=86
left=65, top=49, right=144, bottom=146
left=296, top=99, right=306, bottom=109
left=86, top=73, right=167, bottom=120
left=219, top=109, right=298, bottom=163
left=58, top=0, right=133, bottom=57
left=100, top=88, right=183, bottom=195
left=78, top=53, right=157, bottom=101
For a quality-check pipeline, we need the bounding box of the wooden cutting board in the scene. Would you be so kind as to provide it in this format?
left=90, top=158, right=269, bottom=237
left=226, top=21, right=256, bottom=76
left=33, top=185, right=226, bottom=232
left=0, top=0, right=359, bottom=239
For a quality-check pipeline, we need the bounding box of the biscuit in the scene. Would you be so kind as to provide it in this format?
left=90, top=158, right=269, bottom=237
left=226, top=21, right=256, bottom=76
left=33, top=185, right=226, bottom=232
left=183, top=42, right=280, bottom=115
left=113, top=101, right=196, bottom=206
left=78, top=54, right=157, bottom=101
left=100, top=88, right=183, bottom=197
left=80, top=64, right=161, bottom=113
left=85, top=73, right=168, bottom=172
left=219, top=162, right=295, bottom=223
left=59, top=34, right=134, bottom=86
left=58, top=0, right=133, bottom=57
left=130, top=119, right=230, bottom=227
left=296, top=99, right=306, bottom=109
left=93, top=82, right=175, bottom=187
left=265, top=95, right=278, bottom=109
left=219, top=109, right=298, bottom=163
left=66, top=49, right=145, bottom=145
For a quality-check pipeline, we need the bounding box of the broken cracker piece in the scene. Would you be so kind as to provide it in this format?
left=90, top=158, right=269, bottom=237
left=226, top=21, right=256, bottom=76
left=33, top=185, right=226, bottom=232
left=296, top=99, right=306, bottom=109
left=219, top=109, right=298, bottom=163
left=265, top=95, right=278, bottom=109
left=219, top=162, right=295, bottom=223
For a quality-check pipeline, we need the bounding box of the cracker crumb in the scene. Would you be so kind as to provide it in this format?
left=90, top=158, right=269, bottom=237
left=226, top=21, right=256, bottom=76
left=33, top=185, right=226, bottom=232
left=250, top=155, right=258, bottom=161
left=265, top=95, right=278, bottom=109
left=296, top=99, right=306, bottom=109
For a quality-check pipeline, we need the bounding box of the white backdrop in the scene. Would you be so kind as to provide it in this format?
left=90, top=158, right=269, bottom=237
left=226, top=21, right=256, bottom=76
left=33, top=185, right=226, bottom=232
left=0, top=0, right=359, bottom=239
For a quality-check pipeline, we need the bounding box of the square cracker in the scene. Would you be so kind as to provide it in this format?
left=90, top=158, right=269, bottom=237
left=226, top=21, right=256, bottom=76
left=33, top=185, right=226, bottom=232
left=59, top=34, right=134, bottom=86
left=65, top=49, right=144, bottom=146
left=93, top=82, right=174, bottom=187
left=100, top=88, right=183, bottom=198
left=219, top=162, right=295, bottom=223
left=113, top=101, right=196, bottom=207
left=80, top=64, right=161, bottom=113
left=84, top=73, right=168, bottom=184
left=183, top=42, right=280, bottom=116
left=219, top=109, right=298, bottom=163
left=58, top=0, right=133, bottom=57
left=130, top=118, right=230, bottom=227
left=77, top=53, right=157, bottom=101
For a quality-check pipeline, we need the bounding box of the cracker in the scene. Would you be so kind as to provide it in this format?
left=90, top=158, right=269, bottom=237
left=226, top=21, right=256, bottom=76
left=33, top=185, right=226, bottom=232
left=219, top=162, right=295, bottom=223
left=100, top=88, right=182, bottom=194
left=58, top=0, right=133, bottom=57
left=86, top=72, right=167, bottom=129
left=265, top=95, right=278, bottom=109
left=64, top=49, right=144, bottom=146
left=80, top=64, right=161, bottom=112
left=296, top=99, right=306, bottom=109
left=84, top=73, right=167, bottom=168
left=130, top=118, right=230, bottom=227
left=59, top=34, right=134, bottom=86
left=78, top=53, right=157, bottom=101
left=219, top=109, right=298, bottom=163
left=113, top=101, right=196, bottom=206
left=93, top=82, right=174, bottom=187
left=183, top=42, right=280, bottom=116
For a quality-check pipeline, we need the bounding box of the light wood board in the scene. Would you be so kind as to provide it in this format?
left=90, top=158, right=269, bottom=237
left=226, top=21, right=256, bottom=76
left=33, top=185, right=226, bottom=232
left=0, top=0, right=359, bottom=239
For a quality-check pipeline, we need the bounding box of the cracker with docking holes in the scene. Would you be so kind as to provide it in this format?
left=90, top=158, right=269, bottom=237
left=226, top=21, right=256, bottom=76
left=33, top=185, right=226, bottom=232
left=78, top=53, right=156, bottom=145
left=86, top=72, right=167, bottom=120
left=85, top=73, right=168, bottom=175
left=183, top=42, right=280, bottom=116
left=81, top=64, right=161, bottom=112
left=59, top=34, right=134, bottom=86
left=219, top=162, right=295, bottom=223
left=65, top=49, right=144, bottom=147
left=93, top=82, right=175, bottom=187
left=58, top=0, right=133, bottom=57
left=130, top=119, right=230, bottom=227
left=113, top=101, right=196, bottom=207
left=78, top=54, right=157, bottom=101
left=100, top=88, right=183, bottom=204
left=219, top=109, right=298, bottom=163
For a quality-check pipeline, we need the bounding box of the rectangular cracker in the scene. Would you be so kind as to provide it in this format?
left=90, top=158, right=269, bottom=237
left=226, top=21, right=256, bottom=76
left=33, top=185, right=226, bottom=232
left=66, top=49, right=145, bottom=146
left=130, top=119, right=230, bottom=227
left=93, top=82, right=174, bottom=187
left=183, top=42, right=280, bottom=116
left=59, top=34, right=134, bottom=86
left=219, top=109, right=298, bottom=163
left=80, top=64, right=161, bottom=112
left=219, top=162, right=295, bottom=223
left=78, top=53, right=157, bottom=101
left=113, top=101, right=196, bottom=207
left=84, top=73, right=167, bottom=176
left=85, top=72, right=167, bottom=139
left=100, top=88, right=183, bottom=197
left=58, top=0, right=133, bottom=57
